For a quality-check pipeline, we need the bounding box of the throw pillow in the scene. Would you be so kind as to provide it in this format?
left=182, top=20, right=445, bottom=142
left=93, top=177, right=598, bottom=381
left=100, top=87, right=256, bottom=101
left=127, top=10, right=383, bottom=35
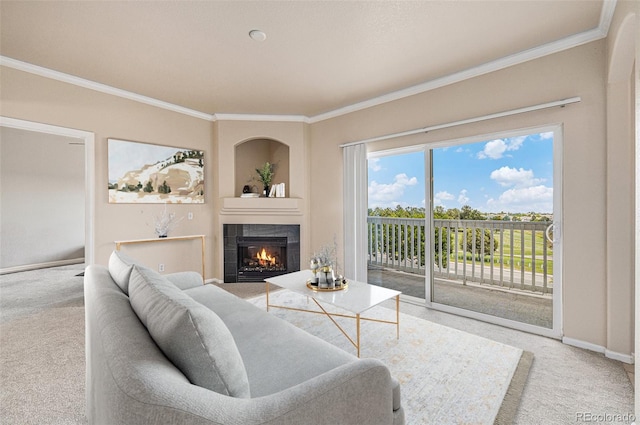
left=108, top=250, right=137, bottom=294
left=128, top=265, right=251, bottom=398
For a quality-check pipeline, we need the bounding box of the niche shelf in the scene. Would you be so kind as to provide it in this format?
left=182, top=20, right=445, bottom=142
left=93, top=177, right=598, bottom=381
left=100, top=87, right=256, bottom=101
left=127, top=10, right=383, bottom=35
left=235, top=138, right=290, bottom=197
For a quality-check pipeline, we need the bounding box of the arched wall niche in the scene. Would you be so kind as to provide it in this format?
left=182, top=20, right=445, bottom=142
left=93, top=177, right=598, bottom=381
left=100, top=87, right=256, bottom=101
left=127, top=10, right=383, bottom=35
left=234, top=138, right=290, bottom=197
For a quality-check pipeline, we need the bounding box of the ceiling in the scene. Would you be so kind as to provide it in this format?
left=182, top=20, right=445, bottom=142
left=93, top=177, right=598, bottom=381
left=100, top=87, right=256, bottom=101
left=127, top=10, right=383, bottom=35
left=0, top=1, right=611, bottom=121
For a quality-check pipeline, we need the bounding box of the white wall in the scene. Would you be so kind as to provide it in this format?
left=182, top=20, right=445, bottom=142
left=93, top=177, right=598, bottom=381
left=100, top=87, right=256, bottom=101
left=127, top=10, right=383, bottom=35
left=605, top=1, right=637, bottom=364
left=0, top=127, right=84, bottom=269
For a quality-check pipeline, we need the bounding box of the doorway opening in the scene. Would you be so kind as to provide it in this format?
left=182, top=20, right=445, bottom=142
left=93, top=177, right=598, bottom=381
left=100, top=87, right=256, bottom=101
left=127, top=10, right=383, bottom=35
left=0, top=117, right=95, bottom=273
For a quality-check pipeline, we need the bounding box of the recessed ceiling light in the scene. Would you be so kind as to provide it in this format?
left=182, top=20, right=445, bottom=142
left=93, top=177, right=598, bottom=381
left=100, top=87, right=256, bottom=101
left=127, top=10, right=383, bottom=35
left=249, top=29, right=267, bottom=42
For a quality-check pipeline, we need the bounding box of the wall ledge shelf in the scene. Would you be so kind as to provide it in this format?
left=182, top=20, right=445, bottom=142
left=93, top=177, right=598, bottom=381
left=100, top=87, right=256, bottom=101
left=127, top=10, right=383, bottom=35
left=220, top=197, right=303, bottom=216
left=114, top=234, right=206, bottom=279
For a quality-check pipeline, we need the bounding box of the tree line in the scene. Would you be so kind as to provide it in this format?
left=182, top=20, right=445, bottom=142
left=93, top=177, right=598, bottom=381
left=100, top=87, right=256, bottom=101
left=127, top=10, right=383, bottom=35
left=107, top=179, right=172, bottom=194
left=159, top=150, right=204, bottom=170
left=369, top=205, right=551, bottom=222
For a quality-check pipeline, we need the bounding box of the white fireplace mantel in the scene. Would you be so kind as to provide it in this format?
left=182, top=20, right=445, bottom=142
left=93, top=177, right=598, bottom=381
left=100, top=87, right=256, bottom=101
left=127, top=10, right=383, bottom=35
left=220, top=197, right=303, bottom=216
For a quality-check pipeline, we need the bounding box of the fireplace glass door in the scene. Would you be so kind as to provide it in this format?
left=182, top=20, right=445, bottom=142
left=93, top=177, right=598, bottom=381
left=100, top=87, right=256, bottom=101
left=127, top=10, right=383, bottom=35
left=236, top=236, right=287, bottom=282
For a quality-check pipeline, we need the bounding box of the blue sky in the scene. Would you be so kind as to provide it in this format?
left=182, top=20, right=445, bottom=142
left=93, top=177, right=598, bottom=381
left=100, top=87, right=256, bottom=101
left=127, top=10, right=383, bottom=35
left=368, top=132, right=554, bottom=213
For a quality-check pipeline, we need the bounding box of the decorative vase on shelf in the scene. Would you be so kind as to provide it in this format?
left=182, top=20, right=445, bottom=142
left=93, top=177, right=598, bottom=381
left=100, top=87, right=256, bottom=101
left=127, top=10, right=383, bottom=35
left=256, top=162, right=274, bottom=198
left=311, top=240, right=339, bottom=288
left=310, top=258, right=320, bottom=286
left=318, top=265, right=336, bottom=288
left=153, top=206, right=183, bottom=238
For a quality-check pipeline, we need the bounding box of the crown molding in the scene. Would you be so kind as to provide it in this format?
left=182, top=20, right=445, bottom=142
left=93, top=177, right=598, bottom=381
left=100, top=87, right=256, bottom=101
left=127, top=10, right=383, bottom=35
left=598, top=0, right=618, bottom=36
left=1, top=0, right=617, bottom=125
left=213, top=113, right=310, bottom=123
left=0, top=56, right=215, bottom=121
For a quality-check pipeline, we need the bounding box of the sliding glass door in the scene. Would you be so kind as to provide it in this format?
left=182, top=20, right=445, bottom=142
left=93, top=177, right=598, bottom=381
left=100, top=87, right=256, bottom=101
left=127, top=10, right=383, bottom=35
left=428, top=126, right=562, bottom=338
left=362, top=126, right=562, bottom=338
left=366, top=147, right=427, bottom=298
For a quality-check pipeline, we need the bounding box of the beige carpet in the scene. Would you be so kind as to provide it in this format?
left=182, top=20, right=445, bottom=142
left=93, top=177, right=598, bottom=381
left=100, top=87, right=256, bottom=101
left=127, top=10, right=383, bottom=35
left=248, top=290, right=531, bottom=425
left=1, top=306, right=86, bottom=424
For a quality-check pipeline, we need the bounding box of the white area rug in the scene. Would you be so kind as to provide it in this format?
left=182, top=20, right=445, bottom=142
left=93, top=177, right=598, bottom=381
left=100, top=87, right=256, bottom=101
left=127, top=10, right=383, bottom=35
left=249, top=290, right=524, bottom=425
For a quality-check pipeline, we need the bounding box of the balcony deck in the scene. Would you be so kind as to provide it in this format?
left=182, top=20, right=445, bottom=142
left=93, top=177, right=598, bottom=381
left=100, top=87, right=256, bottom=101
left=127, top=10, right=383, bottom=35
left=367, top=266, right=553, bottom=329
left=366, top=216, right=555, bottom=329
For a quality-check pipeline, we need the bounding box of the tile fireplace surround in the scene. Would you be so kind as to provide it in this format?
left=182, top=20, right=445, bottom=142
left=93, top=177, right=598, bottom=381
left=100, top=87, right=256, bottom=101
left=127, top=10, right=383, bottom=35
left=223, top=224, right=301, bottom=283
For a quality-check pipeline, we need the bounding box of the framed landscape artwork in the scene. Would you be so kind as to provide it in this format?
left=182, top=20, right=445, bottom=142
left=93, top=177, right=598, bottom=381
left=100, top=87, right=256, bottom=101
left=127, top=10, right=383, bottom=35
left=108, top=138, right=204, bottom=204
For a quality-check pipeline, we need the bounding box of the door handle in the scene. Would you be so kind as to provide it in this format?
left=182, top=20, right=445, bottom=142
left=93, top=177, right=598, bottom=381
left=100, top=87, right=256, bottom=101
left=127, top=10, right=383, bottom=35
left=545, top=223, right=558, bottom=244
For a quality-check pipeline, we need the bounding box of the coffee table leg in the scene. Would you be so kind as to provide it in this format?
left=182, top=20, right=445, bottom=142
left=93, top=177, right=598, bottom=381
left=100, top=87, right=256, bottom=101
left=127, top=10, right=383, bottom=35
left=266, top=282, right=270, bottom=312
left=396, top=294, right=400, bottom=339
left=356, top=313, right=361, bottom=358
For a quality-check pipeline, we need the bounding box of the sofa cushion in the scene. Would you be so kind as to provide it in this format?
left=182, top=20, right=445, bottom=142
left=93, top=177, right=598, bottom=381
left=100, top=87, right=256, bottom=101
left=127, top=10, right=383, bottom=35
left=164, top=271, right=204, bottom=290
left=128, top=265, right=250, bottom=398
left=186, top=284, right=361, bottom=397
left=108, top=250, right=136, bottom=294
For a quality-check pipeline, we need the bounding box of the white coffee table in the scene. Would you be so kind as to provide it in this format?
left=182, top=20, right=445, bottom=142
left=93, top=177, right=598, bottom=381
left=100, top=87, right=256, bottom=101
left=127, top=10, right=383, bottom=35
left=264, top=270, right=401, bottom=357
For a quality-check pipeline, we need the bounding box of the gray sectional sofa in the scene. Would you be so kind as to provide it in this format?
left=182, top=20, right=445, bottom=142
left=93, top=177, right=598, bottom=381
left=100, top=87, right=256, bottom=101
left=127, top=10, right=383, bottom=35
left=84, top=251, right=404, bottom=425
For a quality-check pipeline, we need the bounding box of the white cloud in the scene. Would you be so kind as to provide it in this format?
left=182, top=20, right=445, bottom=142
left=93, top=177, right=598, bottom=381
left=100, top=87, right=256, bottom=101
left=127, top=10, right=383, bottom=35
left=368, top=173, right=418, bottom=208
left=477, top=136, right=526, bottom=159
left=486, top=185, right=553, bottom=213
left=509, top=135, right=526, bottom=149
left=486, top=165, right=550, bottom=212
left=434, top=191, right=455, bottom=206
left=490, top=166, right=544, bottom=188
left=435, top=189, right=478, bottom=208
left=395, top=174, right=418, bottom=186
left=539, top=131, right=553, bottom=140
left=477, top=139, right=506, bottom=159
left=368, top=158, right=382, bottom=172
left=457, top=189, right=469, bottom=205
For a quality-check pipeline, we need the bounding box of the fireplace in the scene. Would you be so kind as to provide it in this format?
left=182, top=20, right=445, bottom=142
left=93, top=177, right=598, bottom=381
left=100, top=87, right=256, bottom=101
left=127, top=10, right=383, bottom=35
left=236, top=236, right=287, bottom=282
left=224, top=224, right=300, bottom=283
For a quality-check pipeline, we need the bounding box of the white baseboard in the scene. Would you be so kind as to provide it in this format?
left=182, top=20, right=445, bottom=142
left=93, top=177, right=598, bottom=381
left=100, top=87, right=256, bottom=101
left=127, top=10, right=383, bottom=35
left=605, top=349, right=635, bottom=365
left=205, top=277, right=223, bottom=284
left=562, top=337, right=606, bottom=354
left=563, top=337, right=635, bottom=364
left=0, top=258, right=85, bottom=275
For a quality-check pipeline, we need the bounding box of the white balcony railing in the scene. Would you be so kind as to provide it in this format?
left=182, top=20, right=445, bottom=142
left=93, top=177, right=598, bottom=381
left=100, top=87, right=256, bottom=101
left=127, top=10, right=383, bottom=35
left=367, top=217, right=553, bottom=294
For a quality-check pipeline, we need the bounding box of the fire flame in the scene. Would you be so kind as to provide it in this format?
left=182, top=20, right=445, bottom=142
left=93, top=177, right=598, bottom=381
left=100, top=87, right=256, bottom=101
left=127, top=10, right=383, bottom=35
left=256, top=248, right=276, bottom=266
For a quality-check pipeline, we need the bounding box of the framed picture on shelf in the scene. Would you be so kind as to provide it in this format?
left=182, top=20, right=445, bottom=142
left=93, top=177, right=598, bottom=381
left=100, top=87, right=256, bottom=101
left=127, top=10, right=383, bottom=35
left=108, top=138, right=204, bottom=204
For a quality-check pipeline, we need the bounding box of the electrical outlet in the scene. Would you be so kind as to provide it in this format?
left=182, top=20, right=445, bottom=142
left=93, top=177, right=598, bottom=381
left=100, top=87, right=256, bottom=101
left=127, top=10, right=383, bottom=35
left=158, top=264, right=165, bottom=272
left=188, top=212, right=193, bottom=220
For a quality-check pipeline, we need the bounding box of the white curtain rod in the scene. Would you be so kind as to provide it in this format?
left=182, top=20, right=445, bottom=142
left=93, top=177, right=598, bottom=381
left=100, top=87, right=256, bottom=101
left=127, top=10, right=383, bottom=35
left=339, top=96, right=581, bottom=148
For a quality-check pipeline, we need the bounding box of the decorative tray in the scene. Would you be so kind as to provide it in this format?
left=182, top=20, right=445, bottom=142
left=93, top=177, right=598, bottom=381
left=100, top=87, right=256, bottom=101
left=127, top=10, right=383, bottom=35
left=306, top=279, right=348, bottom=292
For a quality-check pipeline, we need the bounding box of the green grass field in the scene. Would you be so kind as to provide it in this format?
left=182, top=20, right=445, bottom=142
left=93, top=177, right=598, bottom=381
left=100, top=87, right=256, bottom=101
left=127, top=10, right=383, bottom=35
left=449, top=228, right=554, bottom=274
